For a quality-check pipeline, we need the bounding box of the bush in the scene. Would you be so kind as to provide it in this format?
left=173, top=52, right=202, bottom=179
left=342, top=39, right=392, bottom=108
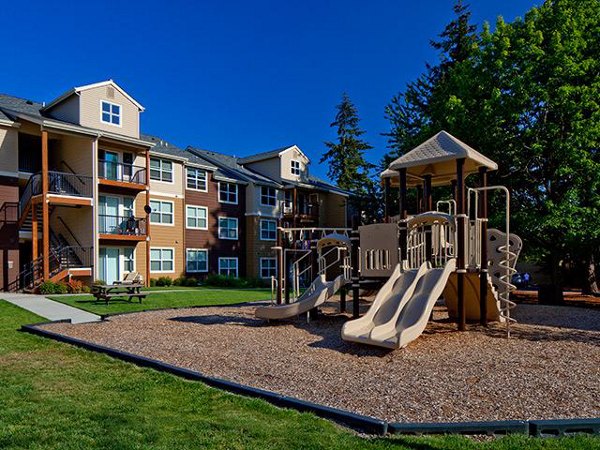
left=184, top=277, right=199, bottom=287
left=55, top=282, right=68, bottom=294
left=93, top=279, right=106, bottom=286
left=156, top=276, right=173, bottom=287
left=81, top=285, right=91, bottom=294
left=39, top=281, right=58, bottom=295
left=149, top=278, right=157, bottom=287
left=67, top=279, right=84, bottom=294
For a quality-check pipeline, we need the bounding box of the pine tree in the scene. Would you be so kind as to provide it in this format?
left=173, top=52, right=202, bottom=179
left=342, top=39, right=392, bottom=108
left=321, top=93, right=379, bottom=221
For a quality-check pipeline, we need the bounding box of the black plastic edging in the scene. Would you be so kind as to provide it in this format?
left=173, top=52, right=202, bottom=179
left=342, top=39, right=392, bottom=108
left=21, top=324, right=387, bottom=435
left=529, top=418, right=600, bottom=437
left=388, top=419, right=528, bottom=436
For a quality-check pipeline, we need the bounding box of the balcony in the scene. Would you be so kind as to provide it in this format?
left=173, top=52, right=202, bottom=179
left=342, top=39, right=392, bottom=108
left=98, top=215, right=147, bottom=241
left=98, top=160, right=147, bottom=190
left=20, top=171, right=93, bottom=215
left=283, top=202, right=319, bottom=222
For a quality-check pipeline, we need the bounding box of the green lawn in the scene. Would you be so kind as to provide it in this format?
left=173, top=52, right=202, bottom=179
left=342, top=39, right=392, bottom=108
left=48, top=287, right=272, bottom=315
left=1, top=301, right=599, bottom=449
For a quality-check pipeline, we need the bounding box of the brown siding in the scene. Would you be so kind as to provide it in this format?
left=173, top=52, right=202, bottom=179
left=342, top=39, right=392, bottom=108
left=184, top=171, right=246, bottom=277
left=0, top=179, right=20, bottom=290
left=245, top=216, right=277, bottom=278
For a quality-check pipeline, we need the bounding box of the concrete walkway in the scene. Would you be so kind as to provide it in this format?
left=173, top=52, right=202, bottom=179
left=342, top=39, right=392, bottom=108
left=1, top=293, right=100, bottom=324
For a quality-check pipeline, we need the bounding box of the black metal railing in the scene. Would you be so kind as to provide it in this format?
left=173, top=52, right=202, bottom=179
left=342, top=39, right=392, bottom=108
left=98, top=160, right=147, bottom=185
left=98, top=215, right=147, bottom=236
left=19, top=174, right=41, bottom=216
left=48, top=171, right=93, bottom=198
left=0, top=202, right=18, bottom=223
left=283, top=202, right=319, bottom=219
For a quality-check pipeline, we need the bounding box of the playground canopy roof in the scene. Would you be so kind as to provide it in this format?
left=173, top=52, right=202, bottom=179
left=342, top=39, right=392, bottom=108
left=381, top=131, right=498, bottom=187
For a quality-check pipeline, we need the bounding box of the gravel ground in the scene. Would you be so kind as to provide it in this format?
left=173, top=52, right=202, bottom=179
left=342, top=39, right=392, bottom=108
left=39, top=302, right=600, bottom=423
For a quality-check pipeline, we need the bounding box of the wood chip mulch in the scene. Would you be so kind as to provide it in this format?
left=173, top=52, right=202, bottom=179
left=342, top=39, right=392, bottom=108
left=38, top=302, right=600, bottom=423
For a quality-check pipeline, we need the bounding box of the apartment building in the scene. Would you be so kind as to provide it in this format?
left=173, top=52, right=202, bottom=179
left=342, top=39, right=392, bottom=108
left=0, top=80, right=349, bottom=291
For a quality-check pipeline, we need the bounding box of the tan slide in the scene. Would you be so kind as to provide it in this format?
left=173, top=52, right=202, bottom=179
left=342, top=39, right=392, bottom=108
left=342, top=259, right=456, bottom=349
left=255, top=274, right=346, bottom=320
left=341, top=262, right=428, bottom=344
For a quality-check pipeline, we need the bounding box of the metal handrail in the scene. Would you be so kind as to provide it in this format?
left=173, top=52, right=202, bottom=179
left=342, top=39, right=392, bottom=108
left=98, top=215, right=147, bottom=235
left=98, top=159, right=147, bottom=184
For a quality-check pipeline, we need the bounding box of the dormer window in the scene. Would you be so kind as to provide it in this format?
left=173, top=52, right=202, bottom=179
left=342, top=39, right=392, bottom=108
left=101, top=101, right=121, bottom=126
left=291, top=160, right=301, bottom=176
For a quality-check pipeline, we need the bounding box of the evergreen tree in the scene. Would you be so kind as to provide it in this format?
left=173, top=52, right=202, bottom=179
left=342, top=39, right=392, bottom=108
left=321, top=93, right=379, bottom=221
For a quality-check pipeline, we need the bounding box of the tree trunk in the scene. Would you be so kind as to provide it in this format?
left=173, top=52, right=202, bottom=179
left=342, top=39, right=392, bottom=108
left=582, top=254, right=600, bottom=295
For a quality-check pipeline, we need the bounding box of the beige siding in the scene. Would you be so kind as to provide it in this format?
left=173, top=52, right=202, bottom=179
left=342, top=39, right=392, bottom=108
left=51, top=205, right=94, bottom=247
left=78, top=86, right=140, bottom=138
left=150, top=158, right=184, bottom=197
left=245, top=183, right=281, bottom=217
left=0, top=127, right=18, bottom=173
left=280, top=147, right=309, bottom=182
left=52, top=135, right=94, bottom=176
left=46, top=95, right=80, bottom=124
left=244, top=157, right=281, bottom=181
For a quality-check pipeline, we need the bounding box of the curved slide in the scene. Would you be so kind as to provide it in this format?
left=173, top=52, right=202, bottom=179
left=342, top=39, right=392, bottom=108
left=342, top=259, right=456, bottom=349
left=341, top=262, right=428, bottom=344
left=255, top=274, right=346, bottom=320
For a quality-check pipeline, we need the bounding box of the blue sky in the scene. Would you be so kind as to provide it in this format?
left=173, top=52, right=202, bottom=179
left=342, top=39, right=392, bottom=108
left=3, top=0, right=536, bottom=179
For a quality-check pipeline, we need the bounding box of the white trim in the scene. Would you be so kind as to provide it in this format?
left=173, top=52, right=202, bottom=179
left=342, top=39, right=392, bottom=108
left=149, top=199, right=175, bottom=227
left=150, top=247, right=176, bottom=273
left=99, top=100, right=123, bottom=128
left=218, top=257, right=239, bottom=277
left=148, top=191, right=184, bottom=199
left=259, top=186, right=278, bottom=207
left=186, top=248, right=209, bottom=273
left=149, top=157, right=175, bottom=184
left=186, top=205, right=209, bottom=230
left=259, top=257, right=277, bottom=279
left=290, top=159, right=301, bottom=176
left=149, top=150, right=189, bottom=163
left=186, top=161, right=217, bottom=171
left=218, top=181, right=238, bottom=205
left=218, top=216, right=239, bottom=240
left=259, top=218, right=277, bottom=241
left=186, top=167, right=209, bottom=193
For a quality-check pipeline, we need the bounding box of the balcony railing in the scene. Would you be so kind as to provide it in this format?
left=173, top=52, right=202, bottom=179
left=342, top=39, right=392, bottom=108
left=98, top=160, right=147, bottom=185
left=283, top=202, right=319, bottom=219
left=98, top=215, right=147, bottom=236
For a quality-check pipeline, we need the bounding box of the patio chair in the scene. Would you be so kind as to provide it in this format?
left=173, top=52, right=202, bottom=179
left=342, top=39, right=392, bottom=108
left=113, top=272, right=143, bottom=285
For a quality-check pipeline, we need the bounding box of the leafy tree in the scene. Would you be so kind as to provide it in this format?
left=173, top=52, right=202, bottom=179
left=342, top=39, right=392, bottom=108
left=383, top=0, right=600, bottom=292
left=322, top=93, right=379, bottom=221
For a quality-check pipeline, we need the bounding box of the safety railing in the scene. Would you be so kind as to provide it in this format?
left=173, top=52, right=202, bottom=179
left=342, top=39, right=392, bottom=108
left=98, top=160, right=147, bottom=185
left=48, top=171, right=93, bottom=198
left=405, top=213, right=456, bottom=270
left=98, top=215, right=147, bottom=236
left=291, top=249, right=313, bottom=301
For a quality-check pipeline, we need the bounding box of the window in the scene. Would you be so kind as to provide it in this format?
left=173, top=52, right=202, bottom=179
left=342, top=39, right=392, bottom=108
left=149, top=200, right=173, bottom=225
left=123, top=248, right=135, bottom=273
left=186, top=249, right=208, bottom=273
left=187, top=167, right=208, bottom=191
left=219, top=182, right=238, bottom=204
left=218, top=217, right=238, bottom=240
left=101, top=101, right=121, bottom=126
left=260, top=258, right=277, bottom=279
left=150, top=158, right=173, bottom=182
left=291, top=160, right=301, bottom=176
left=260, top=219, right=277, bottom=241
left=219, top=257, right=238, bottom=277
left=150, top=248, right=174, bottom=273
left=186, top=205, right=208, bottom=229
left=260, top=186, right=277, bottom=206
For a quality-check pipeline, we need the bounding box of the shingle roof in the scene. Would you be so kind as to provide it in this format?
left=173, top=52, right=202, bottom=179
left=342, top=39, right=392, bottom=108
left=237, top=145, right=295, bottom=164
left=0, top=93, right=44, bottom=119
left=187, top=146, right=280, bottom=187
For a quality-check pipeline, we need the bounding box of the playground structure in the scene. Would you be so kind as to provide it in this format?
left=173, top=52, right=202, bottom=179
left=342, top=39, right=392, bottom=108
left=256, top=131, right=523, bottom=348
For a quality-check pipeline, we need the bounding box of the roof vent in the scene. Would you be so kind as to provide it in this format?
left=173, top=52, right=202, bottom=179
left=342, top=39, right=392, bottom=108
left=106, top=86, right=115, bottom=99
left=26, top=100, right=33, bottom=105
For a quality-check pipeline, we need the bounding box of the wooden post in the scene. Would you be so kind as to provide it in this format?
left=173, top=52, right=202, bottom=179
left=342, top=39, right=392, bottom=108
left=384, top=177, right=391, bottom=223
left=145, top=150, right=151, bottom=287
left=416, top=185, right=423, bottom=214
left=351, top=215, right=360, bottom=318
left=479, top=167, right=489, bottom=326
left=424, top=175, right=433, bottom=262
left=451, top=179, right=457, bottom=202
left=31, top=203, right=38, bottom=260
left=398, top=169, right=408, bottom=263
left=41, top=130, right=50, bottom=280
left=456, top=158, right=466, bottom=331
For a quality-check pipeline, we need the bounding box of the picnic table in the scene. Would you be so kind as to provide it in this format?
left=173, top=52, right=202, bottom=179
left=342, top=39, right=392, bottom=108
left=92, top=283, right=146, bottom=304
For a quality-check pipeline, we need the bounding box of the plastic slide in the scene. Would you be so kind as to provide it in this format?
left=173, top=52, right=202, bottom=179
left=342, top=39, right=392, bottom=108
left=342, top=259, right=456, bottom=349
left=341, top=262, right=428, bottom=344
left=443, top=272, right=502, bottom=322
left=255, top=274, right=346, bottom=320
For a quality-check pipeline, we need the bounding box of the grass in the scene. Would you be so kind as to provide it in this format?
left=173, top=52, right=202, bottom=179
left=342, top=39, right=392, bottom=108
left=48, top=287, right=272, bottom=315
left=1, top=302, right=599, bottom=449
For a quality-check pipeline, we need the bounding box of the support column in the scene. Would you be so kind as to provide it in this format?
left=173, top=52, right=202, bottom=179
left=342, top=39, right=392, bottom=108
left=398, top=169, right=408, bottom=263
left=384, top=177, right=391, bottom=222
left=340, top=247, right=347, bottom=313
left=41, top=130, right=50, bottom=280
left=456, top=158, right=466, bottom=331
left=145, top=150, right=151, bottom=287
left=424, top=175, right=433, bottom=262
left=292, top=188, right=298, bottom=228
left=31, top=203, right=38, bottom=260
left=416, top=185, right=423, bottom=214
left=351, top=215, right=360, bottom=318
left=451, top=179, right=457, bottom=202
left=276, top=223, right=283, bottom=305
left=478, top=167, right=489, bottom=326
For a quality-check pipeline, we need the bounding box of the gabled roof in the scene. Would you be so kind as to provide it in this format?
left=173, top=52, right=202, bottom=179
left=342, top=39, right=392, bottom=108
left=187, top=146, right=280, bottom=187
left=238, top=144, right=308, bottom=164
left=383, top=131, right=497, bottom=186
left=43, top=80, right=145, bottom=112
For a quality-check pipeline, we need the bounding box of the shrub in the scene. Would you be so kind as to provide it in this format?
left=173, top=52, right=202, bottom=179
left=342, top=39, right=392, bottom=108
left=173, top=277, right=183, bottom=286
left=156, top=276, right=173, bottom=287
left=39, top=281, right=58, bottom=295
left=55, top=282, right=68, bottom=294
left=149, top=278, right=157, bottom=287
left=204, top=274, right=245, bottom=288
left=93, top=279, right=106, bottom=286
left=67, top=279, right=84, bottom=294
left=184, top=277, right=199, bottom=287
left=81, top=285, right=91, bottom=294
